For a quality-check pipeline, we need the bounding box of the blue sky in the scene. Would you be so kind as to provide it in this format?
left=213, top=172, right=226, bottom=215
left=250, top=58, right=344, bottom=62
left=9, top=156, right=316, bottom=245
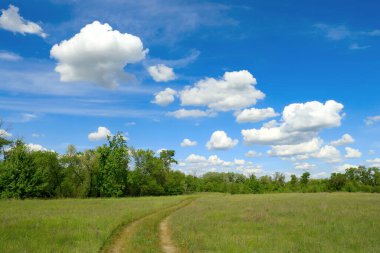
left=0, top=0, right=379, bottom=178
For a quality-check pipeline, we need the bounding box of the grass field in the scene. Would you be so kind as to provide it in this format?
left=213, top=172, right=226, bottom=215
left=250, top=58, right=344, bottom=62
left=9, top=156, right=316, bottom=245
left=0, top=196, right=189, bottom=253
left=0, top=193, right=379, bottom=253
left=171, top=193, right=380, bottom=253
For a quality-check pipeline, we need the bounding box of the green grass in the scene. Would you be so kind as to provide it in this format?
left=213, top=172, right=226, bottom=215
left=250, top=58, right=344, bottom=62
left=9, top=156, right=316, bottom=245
left=1, top=193, right=379, bottom=253
left=170, top=193, right=380, bottom=253
left=0, top=196, right=188, bottom=253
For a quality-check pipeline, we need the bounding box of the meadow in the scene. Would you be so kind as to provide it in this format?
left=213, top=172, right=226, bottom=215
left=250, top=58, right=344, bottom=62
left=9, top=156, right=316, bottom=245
left=0, top=193, right=379, bottom=253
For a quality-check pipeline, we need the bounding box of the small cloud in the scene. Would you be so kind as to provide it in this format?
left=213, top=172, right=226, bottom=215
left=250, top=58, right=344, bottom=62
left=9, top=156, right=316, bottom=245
left=0, top=129, right=12, bottom=137
left=345, top=147, right=362, bottom=158
left=314, top=24, right=351, bottom=41
left=330, top=134, right=354, bottom=146
left=349, top=43, right=370, bottom=50
left=167, top=109, right=216, bottom=119
left=0, top=51, right=22, bottom=61
left=0, top=5, right=47, bottom=38
left=88, top=126, right=112, bottom=141
left=206, top=130, right=238, bottom=150
left=147, top=64, right=176, bottom=82
left=152, top=88, right=177, bottom=106
left=245, top=150, right=261, bottom=157
left=31, top=133, right=45, bottom=138
left=125, top=121, right=136, bottom=126
left=365, top=115, right=380, bottom=125
left=180, top=138, right=197, bottom=147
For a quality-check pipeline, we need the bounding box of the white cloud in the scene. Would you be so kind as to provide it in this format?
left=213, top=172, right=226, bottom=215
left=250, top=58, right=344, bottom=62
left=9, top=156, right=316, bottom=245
left=206, top=130, right=238, bottom=150
left=180, top=138, right=197, bottom=147
left=367, top=158, right=380, bottom=167
left=185, top=154, right=206, bottom=163
left=314, top=24, right=351, bottom=40
left=311, top=172, right=328, bottom=179
left=0, top=129, right=12, bottom=137
left=312, top=145, right=341, bottom=163
left=0, top=51, right=22, bottom=61
left=262, top=120, right=279, bottom=128
left=268, top=138, right=322, bottom=157
left=242, top=100, right=344, bottom=145
left=88, top=126, right=112, bottom=141
left=349, top=43, right=370, bottom=50
left=345, top=147, right=362, bottom=158
left=0, top=5, right=46, bottom=38
left=235, top=107, right=278, bottom=123
left=167, top=109, right=215, bottom=118
left=335, top=163, right=358, bottom=173
left=282, top=100, right=344, bottom=132
left=50, top=21, right=147, bottom=88
left=365, top=115, right=380, bottom=125
left=26, top=143, right=49, bottom=152
left=330, top=134, right=354, bottom=146
left=294, top=162, right=316, bottom=170
left=234, top=159, right=245, bottom=165
left=179, top=70, right=265, bottom=111
left=147, top=64, right=176, bottom=82
left=245, top=150, right=261, bottom=157
left=152, top=88, right=177, bottom=106
left=369, top=150, right=375, bottom=155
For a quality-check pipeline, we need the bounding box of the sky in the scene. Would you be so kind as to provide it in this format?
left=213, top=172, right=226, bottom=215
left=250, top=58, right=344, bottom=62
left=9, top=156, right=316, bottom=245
left=0, top=0, right=379, bottom=178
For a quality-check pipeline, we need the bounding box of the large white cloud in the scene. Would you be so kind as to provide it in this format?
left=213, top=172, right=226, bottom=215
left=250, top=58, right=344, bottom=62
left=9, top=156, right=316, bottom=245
left=147, top=64, right=176, bottom=82
left=88, top=126, right=112, bottom=141
left=152, top=88, right=177, bottom=106
left=235, top=107, right=278, bottom=123
left=345, top=147, right=362, bottom=158
left=206, top=130, right=238, bottom=150
left=268, top=138, right=322, bottom=157
left=0, top=5, right=46, bottom=38
left=50, top=21, right=147, bottom=88
left=179, top=70, right=265, bottom=111
left=180, top=138, right=197, bottom=147
left=282, top=100, right=344, bottom=132
left=330, top=134, right=354, bottom=146
left=167, top=109, right=215, bottom=118
left=242, top=100, right=344, bottom=145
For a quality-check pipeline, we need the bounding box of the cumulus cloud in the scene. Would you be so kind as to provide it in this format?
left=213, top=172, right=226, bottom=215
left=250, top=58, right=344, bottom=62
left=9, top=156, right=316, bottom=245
left=180, top=154, right=263, bottom=176
left=50, top=21, right=147, bottom=88
left=181, top=138, right=197, bottom=147
left=365, top=115, right=380, bottom=125
left=0, top=5, right=46, bottom=38
left=345, top=147, right=362, bottom=158
left=268, top=138, right=322, bottom=157
left=147, top=64, right=176, bottom=82
left=179, top=70, right=265, bottom=111
left=312, top=145, right=341, bottom=163
left=235, top=107, right=278, bottom=123
left=0, top=51, right=22, bottom=61
left=335, top=163, right=358, bottom=173
left=185, top=154, right=206, bottom=163
left=26, top=143, right=50, bottom=152
left=245, top=150, right=261, bottom=157
left=206, top=130, right=238, bottom=150
left=152, top=88, right=177, bottom=106
left=88, top=126, right=112, bottom=141
left=367, top=158, right=380, bottom=167
left=242, top=100, right=344, bottom=145
left=167, top=109, right=215, bottom=119
left=294, top=162, right=316, bottom=170
left=0, top=129, right=12, bottom=137
left=330, top=134, right=354, bottom=146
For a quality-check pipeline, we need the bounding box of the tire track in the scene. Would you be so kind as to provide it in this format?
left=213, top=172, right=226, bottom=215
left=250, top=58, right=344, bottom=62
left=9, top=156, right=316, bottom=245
left=103, top=198, right=194, bottom=253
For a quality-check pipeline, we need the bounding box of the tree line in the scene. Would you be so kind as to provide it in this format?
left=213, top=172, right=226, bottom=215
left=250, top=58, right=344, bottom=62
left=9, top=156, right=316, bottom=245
left=0, top=132, right=379, bottom=199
